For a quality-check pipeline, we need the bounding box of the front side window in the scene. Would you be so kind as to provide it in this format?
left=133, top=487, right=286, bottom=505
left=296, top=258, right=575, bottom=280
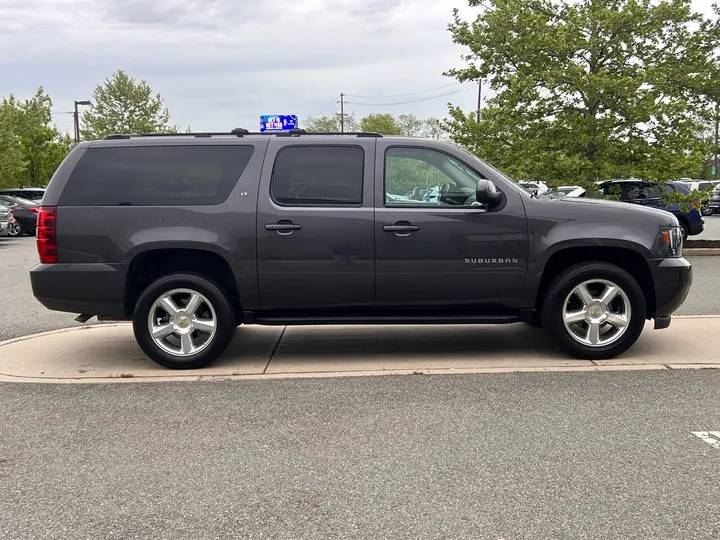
left=271, top=146, right=364, bottom=206
left=385, top=147, right=485, bottom=206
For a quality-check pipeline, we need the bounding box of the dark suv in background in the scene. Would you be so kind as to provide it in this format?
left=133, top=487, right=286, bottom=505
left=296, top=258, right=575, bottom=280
left=597, top=180, right=704, bottom=240
left=31, top=129, right=691, bottom=369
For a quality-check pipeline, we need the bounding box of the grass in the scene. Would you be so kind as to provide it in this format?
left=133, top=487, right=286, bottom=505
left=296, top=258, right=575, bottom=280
left=119, top=373, right=135, bottom=378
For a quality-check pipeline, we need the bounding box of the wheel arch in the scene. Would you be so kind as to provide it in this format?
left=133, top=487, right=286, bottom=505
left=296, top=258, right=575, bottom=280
left=533, top=246, right=656, bottom=319
left=124, top=248, right=243, bottom=322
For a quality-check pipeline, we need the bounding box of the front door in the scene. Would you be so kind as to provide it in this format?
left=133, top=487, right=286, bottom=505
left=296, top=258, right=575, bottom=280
left=256, top=138, right=376, bottom=311
left=374, top=144, right=528, bottom=311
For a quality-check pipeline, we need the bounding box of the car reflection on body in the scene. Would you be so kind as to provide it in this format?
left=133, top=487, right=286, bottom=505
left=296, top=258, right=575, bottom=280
left=542, top=186, right=586, bottom=199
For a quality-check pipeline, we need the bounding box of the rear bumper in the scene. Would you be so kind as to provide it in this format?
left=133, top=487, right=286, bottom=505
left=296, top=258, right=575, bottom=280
left=30, top=263, right=127, bottom=318
left=648, top=257, right=692, bottom=321
left=0, top=221, right=8, bottom=236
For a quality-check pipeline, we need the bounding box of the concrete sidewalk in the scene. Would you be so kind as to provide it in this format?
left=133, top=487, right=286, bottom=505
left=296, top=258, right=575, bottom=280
left=1, top=316, right=717, bottom=383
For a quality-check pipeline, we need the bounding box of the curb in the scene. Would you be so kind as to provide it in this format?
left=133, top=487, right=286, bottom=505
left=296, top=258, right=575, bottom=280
left=684, top=248, right=720, bottom=256
left=2, top=363, right=718, bottom=385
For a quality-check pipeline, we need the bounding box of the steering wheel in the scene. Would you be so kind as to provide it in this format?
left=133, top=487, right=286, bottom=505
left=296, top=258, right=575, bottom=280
left=439, top=183, right=453, bottom=205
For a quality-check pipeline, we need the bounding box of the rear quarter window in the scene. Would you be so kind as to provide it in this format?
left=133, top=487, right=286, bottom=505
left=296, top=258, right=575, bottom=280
left=59, top=145, right=255, bottom=206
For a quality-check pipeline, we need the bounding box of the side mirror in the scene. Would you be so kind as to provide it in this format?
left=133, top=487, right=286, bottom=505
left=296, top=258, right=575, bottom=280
left=476, top=179, right=503, bottom=208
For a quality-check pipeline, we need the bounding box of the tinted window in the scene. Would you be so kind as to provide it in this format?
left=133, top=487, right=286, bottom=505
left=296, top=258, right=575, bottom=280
left=271, top=146, right=364, bottom=206
left=60, top=145, right=254, bottom=206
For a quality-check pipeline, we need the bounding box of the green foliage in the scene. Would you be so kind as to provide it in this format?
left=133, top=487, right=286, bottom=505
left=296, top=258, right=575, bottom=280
left=303, top=113, right=358, bottom=133
left=304, top=112, right=447, bottom=138
left=81, top=70, right=173, bottom=140
left=446, top=0, right=720, bottom=189
left=0, top=87, right=71, bottom=188
left=360, top=113, right=404, bottom=135
left=0, top=107, right=26, bottom=188
left=661, top=183, right=713, bottom=212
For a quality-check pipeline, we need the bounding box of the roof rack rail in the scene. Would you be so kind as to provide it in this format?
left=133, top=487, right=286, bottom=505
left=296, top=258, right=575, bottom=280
left=103, top=129, right=383, bottom=140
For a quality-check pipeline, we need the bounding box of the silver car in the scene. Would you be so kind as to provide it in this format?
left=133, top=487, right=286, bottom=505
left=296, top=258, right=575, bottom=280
left=0, top=205, right=10, bottom=236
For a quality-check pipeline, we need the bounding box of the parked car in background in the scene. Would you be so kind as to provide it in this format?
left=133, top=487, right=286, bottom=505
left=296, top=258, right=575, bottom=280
left=707, top=184, right=720, bottom=214
left=0, top=187, right=46, bottom=201
left=542, top=186, right=586, bottom=199
left=519, top=181, right=549, bottom=196
left=0, top=195, right=38, bottom=236
left=597, top=180, right=703, bottom=240
left=0, top=205, right=10, bottom=237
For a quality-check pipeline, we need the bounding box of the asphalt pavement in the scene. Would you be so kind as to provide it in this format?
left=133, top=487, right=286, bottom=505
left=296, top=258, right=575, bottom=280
left=0, top=235, right=718, bottom=341
left=2, top=370, right=720, bottom=539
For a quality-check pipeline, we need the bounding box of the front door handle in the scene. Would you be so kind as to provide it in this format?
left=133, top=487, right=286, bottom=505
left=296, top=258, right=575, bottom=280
left=383, top=222, right=419, bottom=236
left=265, top=221, right=301, bottom=235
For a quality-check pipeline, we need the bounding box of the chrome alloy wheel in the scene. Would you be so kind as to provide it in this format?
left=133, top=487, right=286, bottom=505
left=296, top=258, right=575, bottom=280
left=562, top=279, right=631, bottom=347
left=147, top=288, right=217, bottom=357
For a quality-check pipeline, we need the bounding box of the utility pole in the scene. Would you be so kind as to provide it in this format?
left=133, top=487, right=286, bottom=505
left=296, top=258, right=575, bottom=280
left=715, top=101, right=718, bottom=181
left=340, top=93, right=345, bottom=133
left=476, top=80, right=482, bottom=123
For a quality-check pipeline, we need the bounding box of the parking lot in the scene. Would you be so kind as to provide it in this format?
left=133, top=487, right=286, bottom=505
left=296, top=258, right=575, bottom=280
left=3, top=234, right=720, bottom=539
left=3, top=233, right=720, bottom=342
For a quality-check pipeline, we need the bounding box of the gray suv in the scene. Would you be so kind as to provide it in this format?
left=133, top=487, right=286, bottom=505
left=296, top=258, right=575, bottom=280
left=31, top=129, right=692, bottom=369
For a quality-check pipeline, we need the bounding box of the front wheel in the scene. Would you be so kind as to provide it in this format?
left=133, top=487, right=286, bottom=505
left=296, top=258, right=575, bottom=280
left=701, top=207, right=713, bottom=217
left=132, top=273, right=236, bottom=369
left=541, top=263, right=646, bottom=360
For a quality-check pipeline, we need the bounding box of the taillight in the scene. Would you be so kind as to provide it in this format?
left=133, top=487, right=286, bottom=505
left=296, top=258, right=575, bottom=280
left=36, top=206, right=57, bottom=264
left=29, top=206, right=38, bottom=214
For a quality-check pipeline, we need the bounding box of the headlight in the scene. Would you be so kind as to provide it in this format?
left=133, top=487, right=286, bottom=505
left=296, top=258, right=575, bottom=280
left=659, top=225, right=683, bottom=258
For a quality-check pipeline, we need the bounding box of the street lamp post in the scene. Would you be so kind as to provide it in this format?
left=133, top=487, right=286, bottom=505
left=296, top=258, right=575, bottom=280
left=73, top=100, right=91, bottom=143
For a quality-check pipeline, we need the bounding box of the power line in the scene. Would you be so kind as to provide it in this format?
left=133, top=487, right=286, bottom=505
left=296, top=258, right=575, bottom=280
left=346, top=85, right=476, bottom=107
left=311, top=95, right=340, bottom=117
left=345, top=82, right=462, bottom=99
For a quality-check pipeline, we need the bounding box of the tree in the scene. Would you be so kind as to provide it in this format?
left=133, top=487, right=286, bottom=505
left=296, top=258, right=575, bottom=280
left=445, top=0, right=720, bottom=188
left=0, top=87, right=71, bottom=187
left=0, top=107, right=25, bottom=188
left=81, top=70, right=174, bottom=139
left=303, top=113, right=358, bottom=133
left=359, top=113, right=404, bottom=135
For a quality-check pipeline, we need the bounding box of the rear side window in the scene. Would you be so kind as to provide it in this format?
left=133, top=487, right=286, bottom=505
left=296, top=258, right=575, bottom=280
left=271, top=146, right=364, bottom=206
left=59, top=145, right=255, bottom=206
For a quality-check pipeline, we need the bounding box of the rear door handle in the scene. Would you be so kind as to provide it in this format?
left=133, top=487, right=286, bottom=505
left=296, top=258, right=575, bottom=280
left=265, top=222, right=301, bottom=235
left=383, top=224, right=419, bottom=232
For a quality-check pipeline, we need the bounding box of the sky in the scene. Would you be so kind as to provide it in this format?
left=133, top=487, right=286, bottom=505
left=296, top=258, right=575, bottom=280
left=0, top=0, right=716, bottom=135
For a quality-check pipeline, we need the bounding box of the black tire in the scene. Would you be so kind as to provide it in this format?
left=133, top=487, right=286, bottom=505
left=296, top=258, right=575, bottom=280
left=132, top=272, right=236, bottom=369
left=8, top=220, right=24, bottom=237
left=679, top=219, right=689, bottom=242
left=541, top=262, right=646, bottom=360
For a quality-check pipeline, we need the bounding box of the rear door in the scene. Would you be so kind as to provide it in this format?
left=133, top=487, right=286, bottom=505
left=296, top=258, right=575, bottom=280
left=256, top=137, right=376, bottom=311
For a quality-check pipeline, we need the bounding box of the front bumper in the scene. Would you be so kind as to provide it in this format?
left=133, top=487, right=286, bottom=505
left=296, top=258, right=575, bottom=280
left=0, top=221, right=8, bottom=236
left=648, top=257, right=692, bottom=324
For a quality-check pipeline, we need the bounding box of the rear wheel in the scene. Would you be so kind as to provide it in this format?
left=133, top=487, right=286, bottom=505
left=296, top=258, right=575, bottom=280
left=541, top=262, right=646, bottom=360
left=132, top=273, right=236, bottom=369
left=8, top=220, right=23, bottom=237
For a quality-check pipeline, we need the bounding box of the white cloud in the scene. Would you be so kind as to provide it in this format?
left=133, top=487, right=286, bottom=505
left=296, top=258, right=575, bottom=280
left=1, top=0, right=714, bottom=135
left=0, top=0, right=479, bottom=134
